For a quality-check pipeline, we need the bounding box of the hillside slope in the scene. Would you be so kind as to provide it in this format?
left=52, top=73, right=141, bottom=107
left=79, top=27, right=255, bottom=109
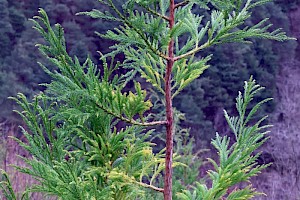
left=253, top=5, right=300, bottom=200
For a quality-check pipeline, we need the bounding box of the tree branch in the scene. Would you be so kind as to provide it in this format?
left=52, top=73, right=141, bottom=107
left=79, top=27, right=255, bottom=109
left=94, top=101, right=167, bottom=126
left=137, top=182, right=164, bottom=193
left=174, top=41, right=211, bottom=61
left=175, top=0, right=189, bottom=9
left=140, top=5, right=170, bottom=21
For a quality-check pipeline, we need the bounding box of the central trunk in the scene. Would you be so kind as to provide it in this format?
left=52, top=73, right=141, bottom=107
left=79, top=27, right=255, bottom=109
left=164, top=0, right=175, bottom=199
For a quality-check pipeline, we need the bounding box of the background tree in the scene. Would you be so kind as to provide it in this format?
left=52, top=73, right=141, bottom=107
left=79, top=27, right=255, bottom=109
left=0, top=0, right=14, bottom=59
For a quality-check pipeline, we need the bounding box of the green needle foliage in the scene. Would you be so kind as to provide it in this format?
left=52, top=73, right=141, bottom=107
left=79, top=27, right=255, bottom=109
left=0, top=0, right=294, bottom=199
left=0, top=170, right=17, bottom=200
left=176, top=77, right=272, bottom=199
left=79, top=0, right=292, bottom=98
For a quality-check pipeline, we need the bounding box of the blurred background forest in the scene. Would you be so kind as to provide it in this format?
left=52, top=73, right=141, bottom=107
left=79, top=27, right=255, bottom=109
left=0, top=0, right=300, bottom=199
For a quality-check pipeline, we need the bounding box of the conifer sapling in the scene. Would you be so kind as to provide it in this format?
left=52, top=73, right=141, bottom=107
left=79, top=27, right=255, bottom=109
left=0, top=0, right=295, bottom=200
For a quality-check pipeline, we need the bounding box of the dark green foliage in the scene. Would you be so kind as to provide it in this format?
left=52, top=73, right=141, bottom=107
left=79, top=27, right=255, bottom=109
left=0, top=0, right=14, bottom=58
left=0, top=0, right=97, bottom=122
left=8, top=7, right=26, bottom=37
left=274, top=0, right=300, bottom=11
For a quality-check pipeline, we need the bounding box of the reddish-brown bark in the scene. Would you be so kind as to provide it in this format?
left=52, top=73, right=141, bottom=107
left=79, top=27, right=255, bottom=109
left=164, top=0, right=175, bottom=199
